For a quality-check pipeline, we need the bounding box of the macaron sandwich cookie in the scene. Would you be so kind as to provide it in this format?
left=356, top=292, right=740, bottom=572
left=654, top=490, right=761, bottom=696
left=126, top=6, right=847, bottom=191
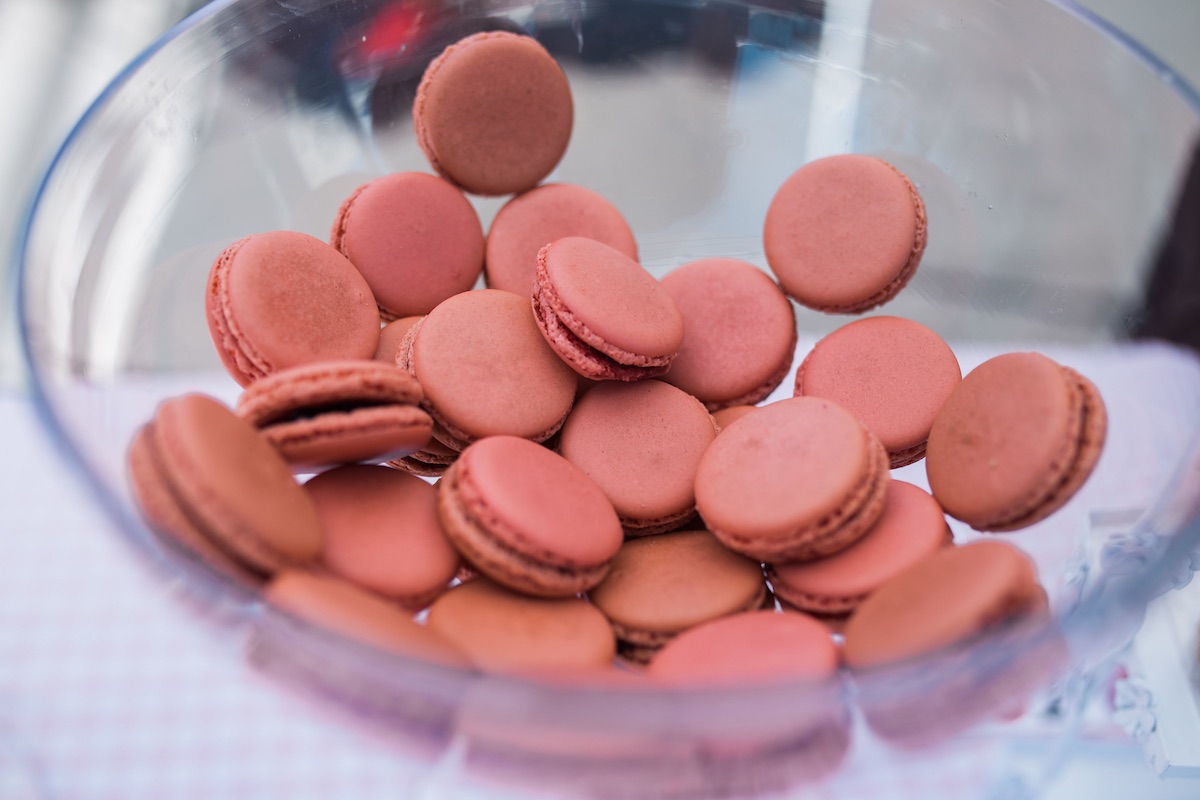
left=414, top=31, right=573, bottom=196
left=437, top=435, right=624, bottom=597
left=763, top=154, right=926, bottom=313
left=235, top=360, right=433, bottom=470
left=557, top=380, right=717, bottom=536
left=128, top=394, right=323, bottom=580
left=206, top=230, right=380, bottom=386
left=660, top=257, right=797, bottom=410
left=925, top=352, right=1107, bottom=531
left=330, top=171, right=484, bottom=320
left=794, top=316, right=961, bottom=468
left=587, top=530, right=767, bottom=664
left=695, top=396, right=890, bottom=563
left=533, top=236, right=684, bottom=381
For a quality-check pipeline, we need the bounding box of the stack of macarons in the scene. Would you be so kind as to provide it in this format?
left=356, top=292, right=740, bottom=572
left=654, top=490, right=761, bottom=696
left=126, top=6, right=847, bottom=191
left=128, top=26, right=1110, bottom=738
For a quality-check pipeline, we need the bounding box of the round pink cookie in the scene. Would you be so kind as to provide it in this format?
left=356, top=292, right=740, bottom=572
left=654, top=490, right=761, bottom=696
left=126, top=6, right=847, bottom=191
left=414, top=31, right=573, bottom=196
left=485, top=183, right=637, bottom=296
left=661, top=258, right=797, bottom=410
left=136, top=394, right=323, bottom=574
left=763, top=155, right=926, bottom=313
left=647, top=610, right=839, bottom=686
left=794, top=316, right=961, bottom=467
left=437, top=435, right=624, bottom=597
left=375, top=316, right=423, bottom=363
left=533, top=236, right=683, bottom=381
left=235, top=360, right=433, bottom=470
left=711, top=404, right=759, bottom=432
left=331, top=172, right=484, bottom=319
left=305, top=465, right=460, bottom=610
left=695, top=396, right=890, bottom=563
left=768, top=481, right=952, bottom=616
left=557, top=380, right=717, bottom=535
left=206, top=231, right=380, bottom=386
left=399, top=289, right=577, bottom=449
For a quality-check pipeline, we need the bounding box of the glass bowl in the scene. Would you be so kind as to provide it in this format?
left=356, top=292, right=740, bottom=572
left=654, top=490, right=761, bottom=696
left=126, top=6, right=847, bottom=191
left=17, top=0, right=1200, bottom=796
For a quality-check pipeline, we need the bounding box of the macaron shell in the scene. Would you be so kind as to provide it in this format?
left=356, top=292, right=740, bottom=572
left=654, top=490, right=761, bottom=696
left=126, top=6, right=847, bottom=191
left=426, top=579, right=616, bottom=675
left=925, top=352, right=1101, bottom=531
left=694, top=396, right=888, bottom=561
left=841, top=540, right=1044, bottom=670
left=127, top=426, right=264, bottom=587
left=150, top=394, right=322, bottom=572
left=331, top=172, right=484, bottom=318
left=711, top=404, right=759, bottom=432
left=260, top=406, right=433, bottom=469
left=206, top=231, right=380, bottom=386
left=406, top=290, right=577, bottom=445
left=375, top=316, right=423, bottom=363
left=536, top=236, right=684, bottom=362
left=447, top=436, right=624, bottom=569
left=414, top=32, right=573, bottom=196
left=264, top=570, right=468, bottom=667
left=557, top=381, right=717, bottom=529
left=587, top=530, right=767, bottom=639
left=763, top=155, right=925, bottom=313
left=660, top=258, right=797, bottom=410
left=794, top=316, right=961, bottom=466
left=647, top=610, right=839, bottom=686
left=486, top=183, right=638, bottom=296
left=769, top=481, right=951, bottom=614
left=306, top=465, right=459, bottom=609
left=237, top=360, right=425, bottom=427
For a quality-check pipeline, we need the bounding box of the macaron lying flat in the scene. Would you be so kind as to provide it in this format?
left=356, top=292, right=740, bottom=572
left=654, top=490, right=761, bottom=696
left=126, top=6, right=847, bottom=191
left=236, top=360, right=433, bottom=470
left=557, top=380, right=717, bottom=535
left=842, top=540, right=1047, bottom=670
left=925, top=352, right=1107, bottom=531
left=485, top=183, right=638, bottom=296
left=695, top=396, right=890, bottom=563
left=206, top=230, right=380, bottom=386
left=794, top=316, right=961, bottom=468
left=763, top=154, right=926, bottom=313
left=437, top=435, right=624, bottom=597
left=660, top=258, right=797, bottom=410
left=128, top=393, right=323, bottom=576
left=587, top=530, right=767, bottom=664
left=768, top=481, right=952, bottom=617
left=533, top=236, right=684, bottom=381
left=331, top=172, right=484, bottom=319
left=305, top=465, right=460, bottom=611
left=400, top=289, right=577, bottom=450
left=414, top=31, right=573, bottom=196
left=427, top=579, right=616, bottom=675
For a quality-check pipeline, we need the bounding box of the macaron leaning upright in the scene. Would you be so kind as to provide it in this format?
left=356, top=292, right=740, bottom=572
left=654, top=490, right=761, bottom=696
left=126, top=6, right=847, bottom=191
left=533, top=236, right=684, bottom=381
left=414, top=31, right=573, bottom=196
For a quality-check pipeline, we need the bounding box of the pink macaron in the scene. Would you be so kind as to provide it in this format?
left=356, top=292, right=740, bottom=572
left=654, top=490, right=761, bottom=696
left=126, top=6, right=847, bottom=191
left=206, top=230, right=380, bottom=386
left=533, top=236, right=684, bottom=381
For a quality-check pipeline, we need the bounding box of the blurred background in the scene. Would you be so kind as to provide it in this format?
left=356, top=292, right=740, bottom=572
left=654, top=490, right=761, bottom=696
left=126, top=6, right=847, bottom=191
left=0, top=1, right=1198, bottom=799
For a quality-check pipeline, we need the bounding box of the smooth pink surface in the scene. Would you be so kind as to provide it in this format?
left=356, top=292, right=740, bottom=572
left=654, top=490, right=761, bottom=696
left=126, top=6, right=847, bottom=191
left=207, top=231, right=379, bottom=386
left=926, top=352, right=1080, bottom=528
left=486, top=183, right=637, bottom=296
left=647, top=611, right=839, bottom=685
left=454, top=436, right=623, bottom=566
left=558, top=381, right=716, bottom=523
left=771, top=481, right=948, bottom=600
left=661, top=258, right=796, bottom=408
left=409, top=289, right=576, bottom=443
left=414, top=32, right=572, bottom=196
left=795, top=316, right=960, bottom=456
left=695, top=396, right=872, bottom=541
left=538, top=237, right=683, bottom=359
left=332, top=172, right=483, bottom=318
left=763, top=155, right=924, bottom=312
left=374, top=316, right=423, bottom=363
left=711, top=405, right=758, bottom=432
left=306, top=465, right=458, bottom=607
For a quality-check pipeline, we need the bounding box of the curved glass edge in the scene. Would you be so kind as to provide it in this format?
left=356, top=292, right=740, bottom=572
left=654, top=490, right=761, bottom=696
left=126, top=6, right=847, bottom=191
left=10, top=0, right=1200, bottom=748
left=1050, top=0, right=1200, bottom=115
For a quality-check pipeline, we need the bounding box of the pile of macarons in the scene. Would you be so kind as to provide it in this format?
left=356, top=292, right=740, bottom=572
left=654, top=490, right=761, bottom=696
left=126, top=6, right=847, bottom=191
left=129, top=29, right=1108, bottom=725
